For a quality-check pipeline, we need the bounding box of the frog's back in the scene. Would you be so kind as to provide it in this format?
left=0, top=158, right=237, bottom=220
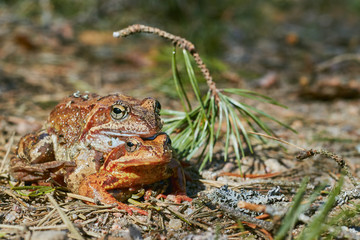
left=46, top=93, right=100, bottom=144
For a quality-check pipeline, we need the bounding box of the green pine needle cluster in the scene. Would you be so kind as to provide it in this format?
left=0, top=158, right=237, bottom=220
left=162, top=48, right=294, bottom=170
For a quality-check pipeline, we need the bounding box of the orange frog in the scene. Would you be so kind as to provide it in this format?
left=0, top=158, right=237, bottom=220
left=79, top=133, right=190, bottom=215
left=11, top=92, right=163, bottom=191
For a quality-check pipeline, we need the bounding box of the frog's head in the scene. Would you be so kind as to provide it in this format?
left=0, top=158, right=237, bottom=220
left=81, top=94, right=163, bottom=151
left=103, top=133, right=172, bottom=171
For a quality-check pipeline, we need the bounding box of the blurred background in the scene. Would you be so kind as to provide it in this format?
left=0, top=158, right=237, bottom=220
left=0, top=0, right=359, bottom=135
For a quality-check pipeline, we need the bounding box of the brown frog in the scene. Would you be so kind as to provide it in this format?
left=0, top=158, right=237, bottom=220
left=78, top=133, right=189, bottom=215
left=10, top=92, right=163, bottom=189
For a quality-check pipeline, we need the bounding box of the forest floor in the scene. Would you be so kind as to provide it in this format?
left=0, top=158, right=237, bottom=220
left=1, top=6, right=360, bottom=239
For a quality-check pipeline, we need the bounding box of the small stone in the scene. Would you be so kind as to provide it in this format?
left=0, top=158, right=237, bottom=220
left=31, top=231, right=66, bottom=240
left=129, top=224, right=142, bottom=240
left=265, top=158, right=288, bottom=172
left=201, top=170, right=217, bottom=180
left=70, top=213, right=78, bottom=220
left=184, top=208, right=194, bottom=216
left=222, top=162, right=235, bottom=172
left=356, top=144, right=360, bottom=154
left=5, top=211, right=20, bottom=223
left=168, top=219, right=182, bottom=230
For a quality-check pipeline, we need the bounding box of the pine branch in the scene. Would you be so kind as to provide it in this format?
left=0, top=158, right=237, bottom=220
left=113, top=24, right=219, bottom=101
left=114, top=24, right=294, bottom=170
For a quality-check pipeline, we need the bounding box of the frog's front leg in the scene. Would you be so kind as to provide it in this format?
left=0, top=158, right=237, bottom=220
left=10, top=130, right=60, bottom=181
left=166, top=158, right=192, bottom=203
left=16, top=129, right=55, bottom=164
left=78, top=173, right=148, bottom=215
left=143, top=159, right=192, bottom=203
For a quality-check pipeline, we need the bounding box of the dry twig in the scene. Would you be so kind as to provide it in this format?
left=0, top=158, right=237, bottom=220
left=113, top=24, right=219, bottom=101
left=296, top=149, right=357, bottom=187
left=316, top=53, right=360, bottom=72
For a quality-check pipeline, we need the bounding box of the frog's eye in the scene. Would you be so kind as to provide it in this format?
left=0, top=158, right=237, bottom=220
left=154, top=100, right=161, bottom=114
left=125, top=139, right=139, bottom=152
left=111, top=104, right=128, bottom=120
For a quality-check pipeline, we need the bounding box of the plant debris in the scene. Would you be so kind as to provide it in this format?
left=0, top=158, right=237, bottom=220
left=1, top=2, right=360, bottom=239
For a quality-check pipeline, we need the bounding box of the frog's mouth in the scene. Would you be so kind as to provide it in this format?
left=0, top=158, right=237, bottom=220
left=100, top=131, right=152, bottom=138
left=86, top=131, right=152, bottom=149
left=104, top=148, right=172, bottom=171
left=114, top=151, right=172, bottom=166
left=99, top=131, right=167, bottom=145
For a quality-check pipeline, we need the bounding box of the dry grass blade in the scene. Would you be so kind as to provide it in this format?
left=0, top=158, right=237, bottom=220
left=1, top=187, right=29, bottom=208
left=0, top=224, right=27, bottom=230
left=0, top=224, right=68, bottom=231
left=248, top=131, right=305, bottom=151
left=30, top=225, right=68, bottom=230
left=66, top=192, right=96, bottom=204
left=81, top=230, right=102, bottom=238
left=37, top=208, right=57, bottom=227
left=46, top=193, right=84, bottom=240
left=127, top=214, right=149, bottom=226
left=0, top=132, right=15, bottom=174
left=164, top=205, right=209, bottom=230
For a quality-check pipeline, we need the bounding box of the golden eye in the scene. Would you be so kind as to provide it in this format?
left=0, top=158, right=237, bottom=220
left=111, top=104, right=128, bottom=120
left=125, top=139, right=140, bottom=152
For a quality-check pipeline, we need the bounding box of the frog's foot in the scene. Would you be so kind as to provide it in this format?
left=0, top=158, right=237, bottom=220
left=172, top=194, right=193, bottom=204
left=155, top=193, right=192, bottom=204
left=86, top=192, right=148, bottom=216
left=144, top=189, right=153, bottom=200
left=116, top=202, right=148, bottom=216
left=79, top=178, right=148, bottom=216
